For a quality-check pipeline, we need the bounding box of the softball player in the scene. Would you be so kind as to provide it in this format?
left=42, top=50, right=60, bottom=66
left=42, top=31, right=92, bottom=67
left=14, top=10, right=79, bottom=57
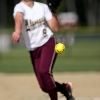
left=12, top=0, right=74, bottom=100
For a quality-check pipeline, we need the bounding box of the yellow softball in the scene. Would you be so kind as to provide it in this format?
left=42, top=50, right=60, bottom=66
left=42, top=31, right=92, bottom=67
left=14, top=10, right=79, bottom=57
left=55, top=43, right=66, bottom=54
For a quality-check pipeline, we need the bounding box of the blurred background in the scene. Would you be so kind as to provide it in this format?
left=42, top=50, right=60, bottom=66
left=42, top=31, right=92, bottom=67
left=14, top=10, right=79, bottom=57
left=0, top=0, right=100, bottom=73
left=0, top=0, right=100, bottom=100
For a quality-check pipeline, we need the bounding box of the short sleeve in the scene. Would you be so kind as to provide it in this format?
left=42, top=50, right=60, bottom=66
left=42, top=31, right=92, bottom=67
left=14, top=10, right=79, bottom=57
left=13, top=3, right=24, bottom=18
left=43, top=4, right=52, bottom=21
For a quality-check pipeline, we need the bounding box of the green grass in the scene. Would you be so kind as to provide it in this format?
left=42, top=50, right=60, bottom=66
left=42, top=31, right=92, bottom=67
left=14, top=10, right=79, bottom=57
left=0, top=39, right=100, bottom=73
left=54, top=39, right=100, bottom=72
left=0, top=48, right=33, bottom=73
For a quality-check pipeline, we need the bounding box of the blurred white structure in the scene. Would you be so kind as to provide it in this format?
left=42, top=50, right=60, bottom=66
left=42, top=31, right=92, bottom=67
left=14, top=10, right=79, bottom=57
left=57, top=12, right=79, bottom=28
left=0, top=34, right=11, bottom=52
left=57, top=12, right=78, bottom=47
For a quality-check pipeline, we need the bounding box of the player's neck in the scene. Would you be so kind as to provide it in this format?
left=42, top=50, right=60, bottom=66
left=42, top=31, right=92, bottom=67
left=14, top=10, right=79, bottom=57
left=22, top=0, right=34, bottom=8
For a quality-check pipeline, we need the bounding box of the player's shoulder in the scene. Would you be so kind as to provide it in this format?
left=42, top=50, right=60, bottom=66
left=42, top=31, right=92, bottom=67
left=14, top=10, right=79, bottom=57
left=14, top=2, right=22, bottom=9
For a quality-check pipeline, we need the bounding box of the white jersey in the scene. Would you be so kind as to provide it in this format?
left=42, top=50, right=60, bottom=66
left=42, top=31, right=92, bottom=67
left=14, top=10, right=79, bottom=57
left=13, top=1, right=53, bottom=51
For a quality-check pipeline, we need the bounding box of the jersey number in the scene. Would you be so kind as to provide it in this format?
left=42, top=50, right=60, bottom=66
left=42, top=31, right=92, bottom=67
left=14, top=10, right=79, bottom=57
left=43, top=29, right=47, bottom=37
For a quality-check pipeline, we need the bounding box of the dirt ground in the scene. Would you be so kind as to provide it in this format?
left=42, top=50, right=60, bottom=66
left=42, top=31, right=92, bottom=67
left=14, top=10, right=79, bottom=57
left=0, top=72, right=100, bottom=100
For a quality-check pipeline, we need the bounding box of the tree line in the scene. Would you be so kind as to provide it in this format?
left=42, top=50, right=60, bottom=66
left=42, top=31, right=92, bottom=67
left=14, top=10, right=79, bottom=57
left=0, top=0, right=100, bottom=28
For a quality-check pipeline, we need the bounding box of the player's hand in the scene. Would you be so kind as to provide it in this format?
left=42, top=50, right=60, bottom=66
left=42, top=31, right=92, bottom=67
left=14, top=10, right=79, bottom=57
left=12, top=31, right=20, bottom=43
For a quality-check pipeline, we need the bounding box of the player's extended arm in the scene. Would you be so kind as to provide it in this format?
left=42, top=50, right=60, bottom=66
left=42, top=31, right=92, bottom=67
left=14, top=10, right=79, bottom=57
left=12, top=12, right=23, bottom=43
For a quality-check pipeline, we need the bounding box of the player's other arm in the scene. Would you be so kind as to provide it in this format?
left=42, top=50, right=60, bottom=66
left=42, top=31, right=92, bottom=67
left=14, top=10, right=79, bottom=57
left=47, top=13, right=59, bottom=32
left=12, top=12, right=23, bottom=43
left=46, top=0, right=62, bottom=32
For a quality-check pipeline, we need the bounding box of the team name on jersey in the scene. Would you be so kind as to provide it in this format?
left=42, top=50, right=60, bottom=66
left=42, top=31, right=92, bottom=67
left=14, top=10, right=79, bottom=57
left=25, top=17, right=45, bottom=31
